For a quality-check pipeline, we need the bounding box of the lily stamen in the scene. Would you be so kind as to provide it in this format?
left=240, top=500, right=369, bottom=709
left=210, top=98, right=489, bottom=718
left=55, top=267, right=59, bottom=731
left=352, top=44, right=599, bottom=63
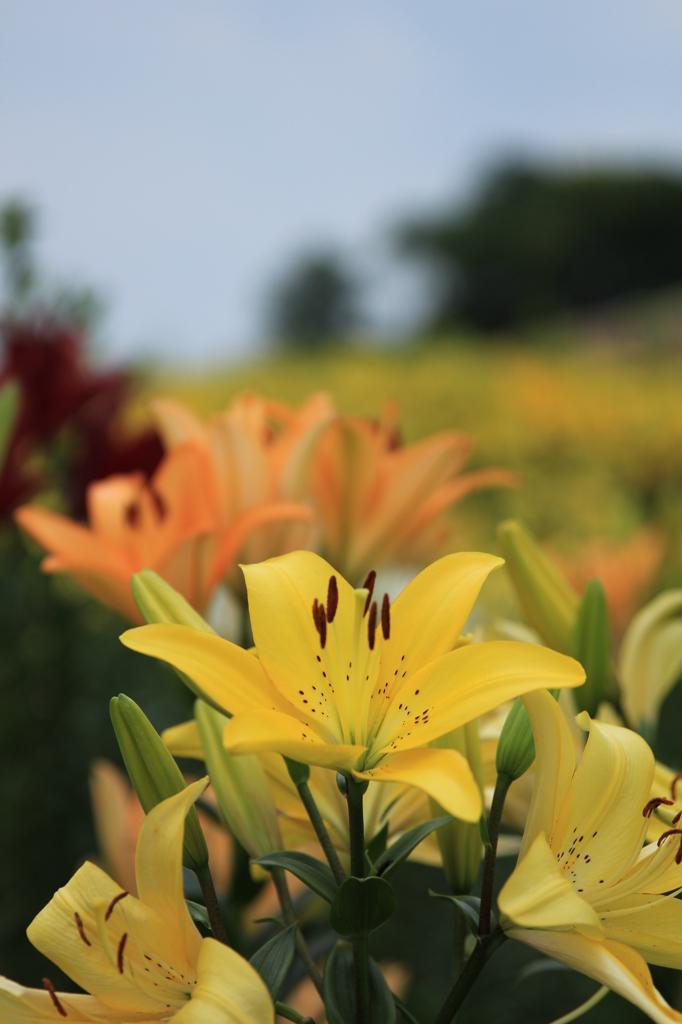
left=42, top=978, right=67, bottom=1017
left=362, top=570, right=376, bottom=615
left=312, top=599, right=327, bottom=649
left=381, top=593, right=391, bottom=640
left=656, top=828, right=682, bottom=847
left=105, top=890, right=129, bottom=921
left=673, top=810, right=682, bottom=826
left=74, top=911, right=91, bottom=946
left=327, top=575, right=338, bottom=623
left=643, top=797, right=674, bottom=817
left=117, top=932, right=128, bottom=974
left=368, top=601, right=378, bottom=650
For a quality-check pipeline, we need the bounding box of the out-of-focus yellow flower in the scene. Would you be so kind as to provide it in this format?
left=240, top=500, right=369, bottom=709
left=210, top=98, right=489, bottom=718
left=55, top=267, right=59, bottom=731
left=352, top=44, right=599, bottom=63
left=0, top=781, right=273, bottom=1023
left=619, top=590, right=682, bottom=739
left=122, top=550, right=583, bottom=820
left=89, top=759, right=232, bottom=897
left=312, top=405, right=518, bottom=584
left=499, top=689, right=682, bottom=1024
left=15, top=440, right=310, bottom=621
left=152, top=392, right=333, bottom=595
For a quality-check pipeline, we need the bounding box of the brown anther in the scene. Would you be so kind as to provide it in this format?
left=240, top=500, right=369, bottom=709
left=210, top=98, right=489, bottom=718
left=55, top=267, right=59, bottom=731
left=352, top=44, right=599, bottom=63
left=676, top=842, right=682, bottom=866
left=105, top=890, right=129, bottom=921
left=368, top=601, right=378, bottom=650
left=117, top=932, right=128, bottom=974
left=657, top=828, right=682, bottom=847
left=150, top=486, right=167, bottom=521
left=643, top=797, right=674, bottom=818
left=124, top=502, right=140, bottom=528
left=673, top=811, right=682, bottom=826
left=43, top=978, right=67, bottom=1017
left=381, top=593, right=390, bottom=640
left=74, top=911, right=91, bottom=946
left=315, top=604, right=327, bottom=649
left=671, top=773, right=682, bottom=800
left=362, top=570, right=377, bottom=616
left=327, top=575, right=339, bottom=623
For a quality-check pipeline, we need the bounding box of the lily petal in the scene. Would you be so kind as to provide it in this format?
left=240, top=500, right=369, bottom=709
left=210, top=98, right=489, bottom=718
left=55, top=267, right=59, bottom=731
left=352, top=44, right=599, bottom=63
left=498, top=832, right=603, bottom=939
left=601, top=894, right=682, bottom=969
left=120, top=625, right=300, bottom=720
left=0, top=977, right=159, bottom=1022
left=507, top=930, right=682, bottom=1024
left=353, top=747, right=481, bottom=822
left=224, top=710, right=366, bottom=772
left=174, top=937, right=274, bottom=1024
left=373, top=642, right=584, bottom=754
left=519, top=689, right=576, bottom=861
left=162, top=720, right=204, bottom=760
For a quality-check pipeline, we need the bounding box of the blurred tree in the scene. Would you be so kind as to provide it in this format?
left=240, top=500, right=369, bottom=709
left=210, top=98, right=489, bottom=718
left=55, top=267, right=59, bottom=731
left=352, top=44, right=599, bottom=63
left=0, top=199, right=36, bottom=310
left=267, top=249, right=362, bottom=347
left=396, top=163, right=682, bottom=333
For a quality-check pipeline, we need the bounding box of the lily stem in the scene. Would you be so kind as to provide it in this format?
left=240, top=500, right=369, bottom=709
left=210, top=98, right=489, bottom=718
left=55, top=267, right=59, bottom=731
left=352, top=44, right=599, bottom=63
left=346, top=777, right=371, bottom=1024
left=452, top=905, right=467, bottom=993
left=271, top=866, right=324, bottom=997
left=275, top=1001, right=316, bottom=1024
left=478, top=772, right=512, bottom=937
left=195, top=863, right=230, bottom=946
left=433, top=929, right=506, bottom=1024
left=296, top=779, right=347, bottom=886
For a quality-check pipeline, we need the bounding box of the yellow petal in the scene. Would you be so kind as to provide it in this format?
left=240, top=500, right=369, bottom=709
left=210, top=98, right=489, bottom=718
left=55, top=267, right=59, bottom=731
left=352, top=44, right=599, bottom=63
left=507, top=930, right=682, bottom=1024
left=174, top=937, right=274, bottom=1024
left=163, top=719, right=204, bottom=760
left=601, top=894, right=682, bottom=969
left=518, top=689, right=576, bottom=861
left=241, top=550, right=356, bottom=742
left=375, top=553, right=503, bottom=709
left=224, top=710, right=366, bottom=772
left=372, top=641, right=584, bottom=755
left=135, top=779, right=207, bottom=963
left=619, top=591, right=682, bottom=733
left=353, top=747, right=481, bottom=822
left=120, top=625, right=300, bottom=720
left=499, top=832, right=603, bottom=939
left=551, top=717, right=654, bottom=892
left=0, top=977, right=158, bottom=1022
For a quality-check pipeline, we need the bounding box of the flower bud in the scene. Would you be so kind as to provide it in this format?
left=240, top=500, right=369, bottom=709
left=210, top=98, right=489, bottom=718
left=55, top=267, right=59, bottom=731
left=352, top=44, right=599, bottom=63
left=571, top=579, right=611, bottom=718
left=497, top=520, right=579, bottom=654
left=495, top=697, right=535, bottom=780
left=284, top=757, right=311, bottom=786
left=110, top=694, right=209, bottom=872
left=131, top=569, right=215, bottom=633
left=194, top=699, right=282, bottom=858
left=430, top=722, right=484, bottom=893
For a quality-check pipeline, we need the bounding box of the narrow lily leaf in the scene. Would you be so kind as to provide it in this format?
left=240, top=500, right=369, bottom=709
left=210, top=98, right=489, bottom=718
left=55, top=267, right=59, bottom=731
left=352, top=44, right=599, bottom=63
left=323, top=940, right=396, bottom=1024
left=428, top=892, right=497, bottom=937
left=186, top=899, right=211, bottom=933
left=393, top=995, right=422, bottom=1024
left=515, top=959, right=572, bottom=984
left=249, top=923, right=298, bottom=1000
left=373, top=816, right=452, bottom=880
left=330, top=876, right=397, bottom=936
left=253, top=851, right=338, bottom=903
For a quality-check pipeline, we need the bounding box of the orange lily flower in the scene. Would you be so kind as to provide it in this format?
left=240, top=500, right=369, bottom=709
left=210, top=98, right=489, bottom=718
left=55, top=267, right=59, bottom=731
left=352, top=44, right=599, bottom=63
left=15, top=440, right=311, bottom=621
left=311, top=403, right=519, bottom=584
left=151, top=392, right=334, bottom=595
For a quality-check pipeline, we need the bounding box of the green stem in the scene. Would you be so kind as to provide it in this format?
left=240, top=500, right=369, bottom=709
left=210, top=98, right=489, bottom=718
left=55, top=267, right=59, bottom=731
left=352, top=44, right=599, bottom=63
left=270, top=866, right=324, bottom=997
left=275, top=1001, right=316, bottom=1023
left=478, top=772, right=512, bottom=937
left=195, top=863, right=229, bottom=945
left=297, top=779, right=347, bottom=886
left=346, top=777, right=371, bottom=1023
left=452, top=905, right=467, bottom=994
left=433, top=929, right=506, bottom=1024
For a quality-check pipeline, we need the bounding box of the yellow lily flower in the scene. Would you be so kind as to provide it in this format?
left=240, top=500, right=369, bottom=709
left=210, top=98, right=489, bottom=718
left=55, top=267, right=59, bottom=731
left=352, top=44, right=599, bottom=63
left=152, top=393, right=334, bottom=596
left=619, top=590, right=682, bottom=738
left=15, top=440, right=310, bottom=622
left=311, top=407, right=518, bottom=585
left=121, top=550, right=583, bottom=820
left=0, top=779, right=273, bottom=1023
left=498, top=688, right=682, bottom=1024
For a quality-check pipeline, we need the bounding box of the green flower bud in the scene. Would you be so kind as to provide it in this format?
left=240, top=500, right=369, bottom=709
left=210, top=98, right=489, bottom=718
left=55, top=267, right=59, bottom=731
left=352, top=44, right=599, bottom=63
left=495, top=697, right=535, bottom=780
left=110, top=694, right=209, bottom=872
left=284, top=758, right=311, bottom=786
left=497, top=520, right=579, bottom=654
left=571, top=579, right=611, bottom=717
left=194, top=700, right=282, bottom=858
left=430, top=722, right=484, bottom=893
left=131, top=569, right=215, bottom=633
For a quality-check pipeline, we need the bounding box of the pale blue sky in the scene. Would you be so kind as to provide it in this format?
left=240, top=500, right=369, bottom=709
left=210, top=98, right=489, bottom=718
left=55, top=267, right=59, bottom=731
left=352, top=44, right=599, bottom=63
left=1, top=0, right=681, bottom=364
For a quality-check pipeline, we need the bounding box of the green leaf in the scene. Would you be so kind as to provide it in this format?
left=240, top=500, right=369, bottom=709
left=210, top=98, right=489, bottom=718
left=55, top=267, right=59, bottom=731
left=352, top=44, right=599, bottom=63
left=373, top=816, right=452, bottom=880
left=249, top=923, right=297, bottom=1000
left=0, top=380, right=19, bottom=470
left=253, top=851, right=338, bottom=903
left=186, top=900, right=211, bottom=933
left=323, top=940, right=396, bottom=1024
left=330, top=876, right=396, bottom=937
left=428, top=892, right=497, bottom=937
left=393, top=994, right=422, bottom=1024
